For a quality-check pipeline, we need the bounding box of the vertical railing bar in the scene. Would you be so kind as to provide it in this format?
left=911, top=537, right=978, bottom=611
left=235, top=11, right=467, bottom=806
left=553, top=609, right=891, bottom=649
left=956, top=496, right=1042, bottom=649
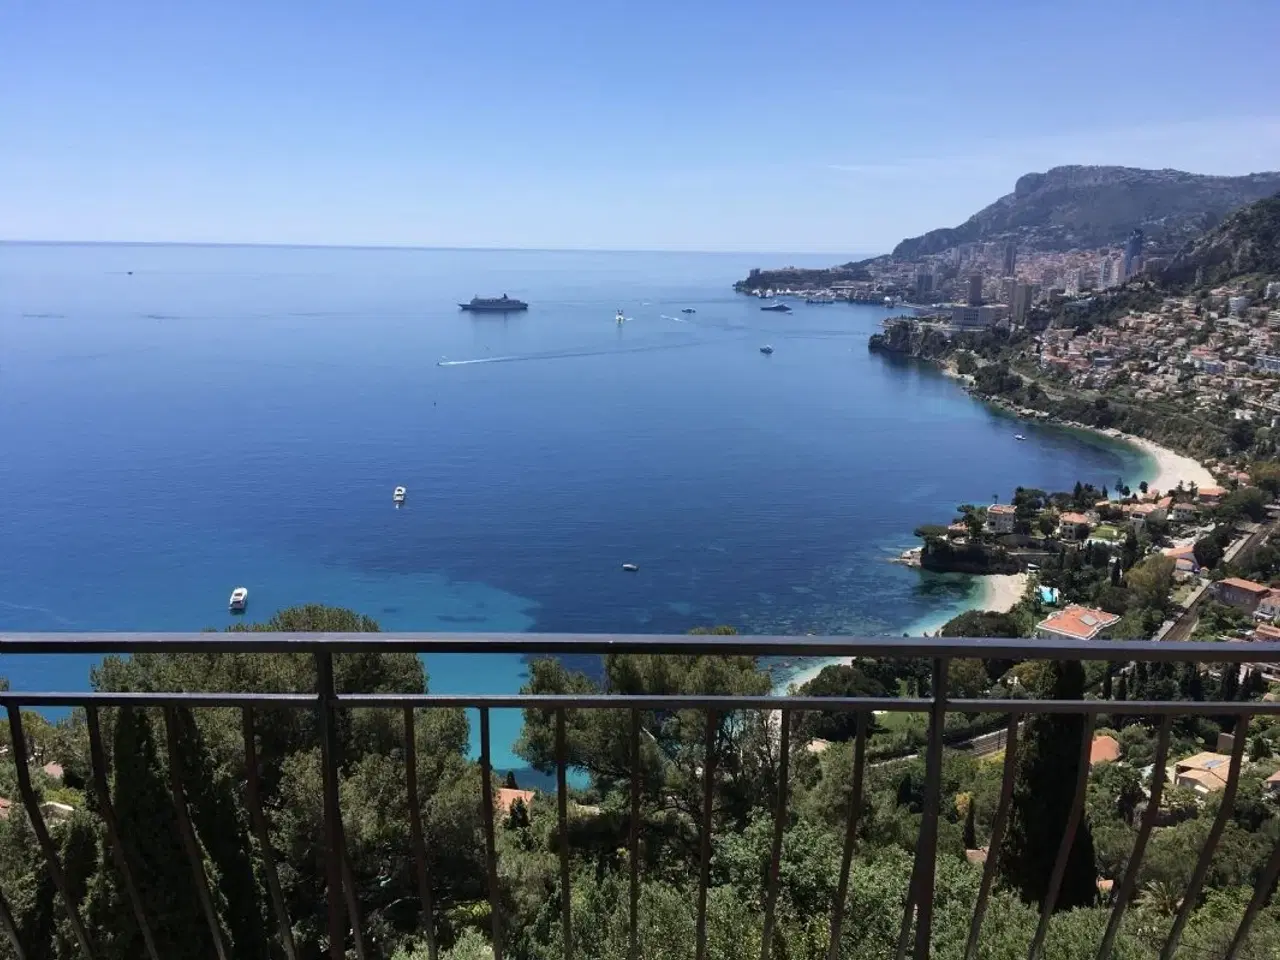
left=629, top=709, right=641, bottom=960
left=5, top=705, right=96, bottom=960
left=0, top=886, right=25, bottom=960
left=759, top=709, right=791, bottom=960
left=315, top=652, right=348, bottom=960
left=161, top=707, right=230, bottom=960
left=556, top=709, right=573, bottom=960
left=242, top=707, right=298, bottom=960
left=1224, top=833, right=1280, bottom=960
left=695, top=709, right=717, bottom=960
left=1097, top=715, right=1172, bottom=960
left=480, top=707, right=503, bottom=960
left=1160, top=715, right=1250, bottom=960
left=965, top=711, right=1021, bottom=960
left=403, top=707, right=437, bottom=960
left=340, top=846, right=368, bottom=960
left=827, top=710, right=868, bottom=960
left=87, top=707, right=161, bottom=960
left=1028, top=710, right=1096, bottom=960
left=910, top=657, right=949, bottom=960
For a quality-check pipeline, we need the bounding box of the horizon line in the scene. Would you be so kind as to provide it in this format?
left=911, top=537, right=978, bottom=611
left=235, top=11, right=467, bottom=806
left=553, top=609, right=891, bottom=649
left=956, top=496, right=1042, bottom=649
left=0, top=238, right=884, bottom=259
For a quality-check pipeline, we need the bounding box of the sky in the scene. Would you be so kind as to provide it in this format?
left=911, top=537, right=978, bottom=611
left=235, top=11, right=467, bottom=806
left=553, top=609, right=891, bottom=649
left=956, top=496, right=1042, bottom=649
left=3, top=0, right=1279, bottom=253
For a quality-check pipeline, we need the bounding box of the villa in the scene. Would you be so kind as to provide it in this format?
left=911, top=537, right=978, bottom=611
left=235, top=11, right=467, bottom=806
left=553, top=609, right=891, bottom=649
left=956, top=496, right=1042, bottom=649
left=1198, top=485, right=1227, bottom=504
left=1058, top=512, right=1093, bottom=541
left=1215, top=577, right=1272, bottom=613
left=986, top=503, right=1017, bottom=534
left=1035, top=604, right=1121, bottom=641
left=1174, top=752, right=1233, bottom=795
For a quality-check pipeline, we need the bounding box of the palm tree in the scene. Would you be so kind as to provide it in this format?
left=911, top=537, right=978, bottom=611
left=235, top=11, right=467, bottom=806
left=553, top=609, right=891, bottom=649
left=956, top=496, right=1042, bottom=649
left=1135, top=879, right=1182, bottom=917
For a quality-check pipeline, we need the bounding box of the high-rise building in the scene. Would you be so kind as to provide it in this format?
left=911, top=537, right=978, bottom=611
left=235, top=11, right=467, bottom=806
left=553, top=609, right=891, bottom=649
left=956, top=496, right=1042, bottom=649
left=1122, top=229, right=1144, bottom=280
left=1002, top=241, right=1016, bottom=277
left=1099, top=257, right=1115, bottom=289
left=914, top=267, right=934, bottom=297
left=1041, top=266, right=1059, bottom=288
left=967, top=274, right=984, bottom=306
left=1011, top=283, right=1037, bottom=324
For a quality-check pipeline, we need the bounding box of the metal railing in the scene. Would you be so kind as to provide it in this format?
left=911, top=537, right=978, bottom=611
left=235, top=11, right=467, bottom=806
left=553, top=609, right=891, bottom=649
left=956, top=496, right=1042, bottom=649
left=0, top=632, right=1278, bottom=960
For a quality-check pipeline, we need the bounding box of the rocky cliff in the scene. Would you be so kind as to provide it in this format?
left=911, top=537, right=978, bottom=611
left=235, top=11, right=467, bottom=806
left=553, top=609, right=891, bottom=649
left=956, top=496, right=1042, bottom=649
left=1161, top=192, right=1280, bottom=288
left=892, top=165, right=1280, bottom=258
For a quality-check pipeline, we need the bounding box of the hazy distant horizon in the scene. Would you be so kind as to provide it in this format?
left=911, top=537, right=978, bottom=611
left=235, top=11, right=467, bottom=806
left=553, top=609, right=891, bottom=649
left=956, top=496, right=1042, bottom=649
left=0, top=238, right=883, bottom=260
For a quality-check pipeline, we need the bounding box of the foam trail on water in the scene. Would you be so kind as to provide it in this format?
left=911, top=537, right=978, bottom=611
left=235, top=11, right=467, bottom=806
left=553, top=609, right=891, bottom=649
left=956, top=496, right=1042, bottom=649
left=438, top=337, right=723, bottom=367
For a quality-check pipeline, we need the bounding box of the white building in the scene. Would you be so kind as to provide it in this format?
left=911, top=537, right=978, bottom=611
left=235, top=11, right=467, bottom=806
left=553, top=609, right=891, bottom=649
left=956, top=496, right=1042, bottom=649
left=949, top=304, right=1007, bottom=329
left=986, top=503, right=1017, bottom=534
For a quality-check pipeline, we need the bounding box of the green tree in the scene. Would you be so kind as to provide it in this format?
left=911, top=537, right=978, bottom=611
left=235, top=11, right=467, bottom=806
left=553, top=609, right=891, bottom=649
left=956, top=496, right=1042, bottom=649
left=1194, top=536, right=1224, bottom=570
left=797, top=664, right=886, bottom=742
left=1125, top=554, right=1175, bottom=615
left=88, top=706, right=214, bottom=960
left=998, top=660, right=1097, bottom=910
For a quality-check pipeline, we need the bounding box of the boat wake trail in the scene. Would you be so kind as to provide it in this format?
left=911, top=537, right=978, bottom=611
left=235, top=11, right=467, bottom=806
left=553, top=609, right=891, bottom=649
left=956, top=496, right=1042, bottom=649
left=438, top=337, right=720, bottom=367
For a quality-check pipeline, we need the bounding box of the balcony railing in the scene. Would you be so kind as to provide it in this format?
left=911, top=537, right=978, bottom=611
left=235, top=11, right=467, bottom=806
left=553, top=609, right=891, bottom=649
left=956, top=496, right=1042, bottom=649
left=1, top=633, right=1278, bottom=960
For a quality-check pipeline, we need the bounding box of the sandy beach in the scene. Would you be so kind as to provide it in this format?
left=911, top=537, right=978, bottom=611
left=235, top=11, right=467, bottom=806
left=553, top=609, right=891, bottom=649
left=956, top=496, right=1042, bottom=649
left=977, top=572, right=1029, bottom=613
left=1116, top=433, right=1217, bottom=494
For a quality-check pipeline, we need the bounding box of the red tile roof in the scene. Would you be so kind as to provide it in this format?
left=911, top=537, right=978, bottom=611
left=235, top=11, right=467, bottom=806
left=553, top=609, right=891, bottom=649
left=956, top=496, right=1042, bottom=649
left=1037, top=605, right=1121, bottom=640
left=496, top=788, right=536, bottom=815
left=1090, top=735, right=1121, bottom=765
left=1220, top=577, right=1271, bottom=595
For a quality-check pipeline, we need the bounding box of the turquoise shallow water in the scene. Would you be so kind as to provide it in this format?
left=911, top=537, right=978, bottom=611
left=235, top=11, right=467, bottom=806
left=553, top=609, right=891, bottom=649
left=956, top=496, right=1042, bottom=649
left=0, top=243, right=1151, bottom=775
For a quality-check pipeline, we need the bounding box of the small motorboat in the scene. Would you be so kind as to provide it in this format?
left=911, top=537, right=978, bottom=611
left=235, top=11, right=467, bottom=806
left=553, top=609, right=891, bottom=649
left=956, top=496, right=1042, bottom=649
left=229, top=587, right=248, bottom=613
left=760, top=345, right=774, bottom=354
left=1014, top=434, right=1027, bottom=441
left=621, top=563, right=639, bottom=572
left=761, top=302, right=791, bottom=313
left=615, top=310, right=626, bottom=323
left=393, top=486, right=407, bottom=503
left=681, top=308, right=696, bottom=314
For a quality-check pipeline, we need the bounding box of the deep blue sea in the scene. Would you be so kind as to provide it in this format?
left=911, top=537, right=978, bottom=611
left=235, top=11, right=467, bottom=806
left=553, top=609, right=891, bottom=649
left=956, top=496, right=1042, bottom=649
left=0, top=243, right=1150, bottom=774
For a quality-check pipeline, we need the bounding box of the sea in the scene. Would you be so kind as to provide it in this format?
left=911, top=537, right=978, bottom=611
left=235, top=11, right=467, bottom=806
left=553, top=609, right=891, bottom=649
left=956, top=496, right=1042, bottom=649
left=0, top=243, right=1151, bottom=779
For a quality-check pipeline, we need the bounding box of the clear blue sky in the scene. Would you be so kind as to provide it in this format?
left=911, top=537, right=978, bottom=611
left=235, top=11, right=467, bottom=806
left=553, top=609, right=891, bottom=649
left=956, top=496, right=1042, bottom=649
left=3, top=0, right=1278, bottom=253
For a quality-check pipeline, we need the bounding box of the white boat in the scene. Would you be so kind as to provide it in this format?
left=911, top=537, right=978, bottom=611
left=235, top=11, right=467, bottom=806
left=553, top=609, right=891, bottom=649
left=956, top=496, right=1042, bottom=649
left=615, top=310, right=625, bottom=323
left=621, top=563, right=639, bottom=572
left=1014, top=434, right=1027, bottom=441
left=393, top=486, right=407, bottom=503
left=760, top=344, right=774, bottom=354
left=229, top=587, right=248, bottom=613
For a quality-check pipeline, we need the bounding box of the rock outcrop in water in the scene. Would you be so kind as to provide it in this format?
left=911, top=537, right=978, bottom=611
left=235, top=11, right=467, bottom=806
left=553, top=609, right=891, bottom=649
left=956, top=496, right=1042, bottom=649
left=867, top=320, right=953, bottom=360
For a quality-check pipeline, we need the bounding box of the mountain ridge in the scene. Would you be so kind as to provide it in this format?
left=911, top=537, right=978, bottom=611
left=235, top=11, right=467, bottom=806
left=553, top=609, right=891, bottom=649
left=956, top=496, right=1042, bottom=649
left=891, top=165, right=1280, bottom=259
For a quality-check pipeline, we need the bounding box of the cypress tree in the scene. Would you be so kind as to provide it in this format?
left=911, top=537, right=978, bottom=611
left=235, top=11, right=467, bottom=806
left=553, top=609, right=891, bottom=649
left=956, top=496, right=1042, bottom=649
left=1115, top=673, right=1127, bottom=702
left=95, top=707, right=213, bottom=960
left=1188, top=665, right=1204, bottom=702
left=1222, top=664, right=1240, bottom=702
left=169, top=707, right=271, bottom=960
left=962, top=799, right=977, bottom=850
left=998, top=660, right=1097, bottom=910
left=1102, top=665, right=1113, bottom=700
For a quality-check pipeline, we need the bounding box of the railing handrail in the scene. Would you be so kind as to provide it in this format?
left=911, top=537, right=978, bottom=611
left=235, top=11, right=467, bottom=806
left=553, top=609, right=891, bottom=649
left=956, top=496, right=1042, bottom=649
left=0, top=691, right=1275, bottom=717
left=1, top=632, right=1277, bottom=960
left=2, top=630, right=1280, bottom=662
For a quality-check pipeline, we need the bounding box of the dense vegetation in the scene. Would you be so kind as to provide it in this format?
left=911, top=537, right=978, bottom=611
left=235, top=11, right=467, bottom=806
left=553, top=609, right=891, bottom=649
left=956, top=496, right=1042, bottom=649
left=1, top=603, right=1279, bottom=960
left=1163, top=193, right=1280, bottom=289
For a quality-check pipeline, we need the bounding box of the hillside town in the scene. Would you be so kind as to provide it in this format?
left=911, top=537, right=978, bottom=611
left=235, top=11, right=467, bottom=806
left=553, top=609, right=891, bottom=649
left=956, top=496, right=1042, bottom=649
left=1036, top=283, right=1280, bottom=415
